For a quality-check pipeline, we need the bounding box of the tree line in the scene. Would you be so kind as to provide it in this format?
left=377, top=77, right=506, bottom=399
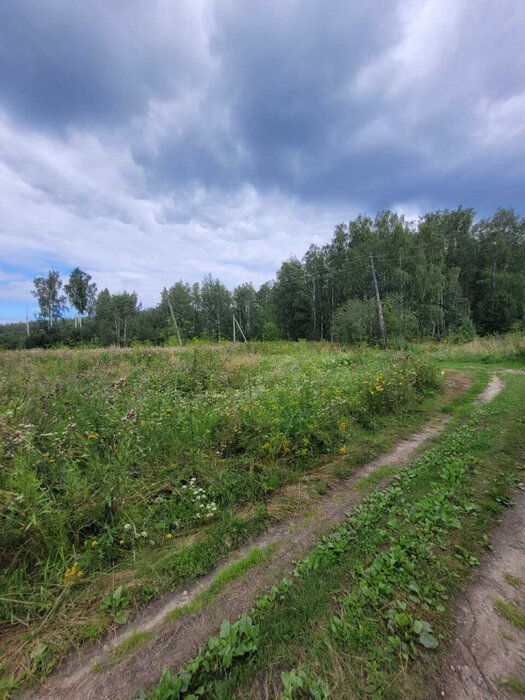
left=1, top=206, right=523, bottom=349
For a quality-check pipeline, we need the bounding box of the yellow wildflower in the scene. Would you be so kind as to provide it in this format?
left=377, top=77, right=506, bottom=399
left=339, top=446, right=347, bottom=455
left=88, top=433, right=97, bottom=440
left=64, top=562, right=80, bottom=585
left=339, top=422, right=348, bottom=431
left=91, top=540, right=98, bottom=548
left=166, top=533, right=173, bottom=539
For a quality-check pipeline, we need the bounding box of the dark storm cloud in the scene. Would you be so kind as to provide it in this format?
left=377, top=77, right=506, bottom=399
left=0, top=0, right=210, bottom=129
left=210, top=1, right=402, bottom=187
left=1, top=0, right=525, bottom=315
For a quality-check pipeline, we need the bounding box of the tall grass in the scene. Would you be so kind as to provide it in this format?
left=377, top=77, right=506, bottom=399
left=0, top=343, right=439, bottom=624
left=419, top=332, right=525, bottom=364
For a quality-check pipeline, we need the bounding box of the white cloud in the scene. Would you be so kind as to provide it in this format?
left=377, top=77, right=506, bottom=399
left=0, top=114, right=349, bottom=307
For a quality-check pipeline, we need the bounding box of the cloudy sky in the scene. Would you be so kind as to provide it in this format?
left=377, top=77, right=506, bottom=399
left=1, top=0, right=524, bottom=321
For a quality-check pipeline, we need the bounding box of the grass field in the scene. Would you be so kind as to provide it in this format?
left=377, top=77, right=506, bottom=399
left=0, top=342, right=444, bottom=689
left=0, top=336, right=523, bottom=696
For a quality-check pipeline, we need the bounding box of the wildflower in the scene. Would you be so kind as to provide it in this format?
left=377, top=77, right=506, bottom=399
left=166, top=533, right=173, bottom=539
left=88, top=433, right=97, bottom=440
left=77, top=570, right=83, bottom=578
left=150, top=482, right=156, bottom=488
left=375, top=386, right=384, bottom=392
left=339, top=446, right=347, bottom=455
left=339, top=422, right=348, bottom=431
left=124, top=523, right=132, bottom=531
left=122, top=409, right=137, bottom=424
left=149, top=540, right=156, bottom=546
left=282, top=440, right=291, bottom=454
left=64, top=562, right=80, bottom=585
left=91, top=540, right=98, bottom=548
left=141, top=531, right=148, bottom=538
left=48, top=458, right=55, bottom=463
left=119, top=539, right=124, bottom=545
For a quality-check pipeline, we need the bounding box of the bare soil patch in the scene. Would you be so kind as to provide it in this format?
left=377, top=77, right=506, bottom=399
left=476, top=374, right=505, bottom=404
left=431, top=483, right=525, bottom=699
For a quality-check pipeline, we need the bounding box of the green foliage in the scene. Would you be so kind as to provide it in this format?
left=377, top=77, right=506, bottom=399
left=262, top=321, right=281, bottom=341
left=109, top=630, right=154, bottom=666
left=147, top=614, right=258, bottom=698
left=64, top=267, right=97, bottom=320
left=499, top=675, right=525, bottom=694
left=494, top=597, right=525, bottom=629
left=100, top=585, right=129, bottom=625
left=273, top=258, right=311, bottom=340
left=503, top=572, right=522, bottom=587
left=332, top=296, right=418, bottom=345
left=95, top=288, right=139, bottom=346
left=166, top=544, right=276, bottom=622
left=281, top=668, right=329, bottom=698
left=32, top=270, right=67, bottom=324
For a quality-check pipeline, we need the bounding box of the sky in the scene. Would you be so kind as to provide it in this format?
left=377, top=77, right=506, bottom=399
left=1, top=0, right=524, bottom=322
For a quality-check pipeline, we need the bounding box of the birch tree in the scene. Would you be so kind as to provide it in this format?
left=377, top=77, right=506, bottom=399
left=64, top=267, right=97, bottom=328
left=32, top=270, right=67, bottom=326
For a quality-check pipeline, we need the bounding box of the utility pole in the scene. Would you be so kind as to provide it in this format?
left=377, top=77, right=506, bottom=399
left=233, top=314, right=248, bottom=342
left=164, top=287, right=183, bottom=347
left=25, top=304, right=30, bottom=337
left=370, top=253, right=387, bottom=350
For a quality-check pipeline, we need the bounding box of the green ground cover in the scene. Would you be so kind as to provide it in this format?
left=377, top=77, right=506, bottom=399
left=146, top=370, right=525, bottom=699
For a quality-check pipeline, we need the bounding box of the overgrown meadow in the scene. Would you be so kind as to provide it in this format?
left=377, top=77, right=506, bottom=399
left=0, top=343, right=440, bottom=628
